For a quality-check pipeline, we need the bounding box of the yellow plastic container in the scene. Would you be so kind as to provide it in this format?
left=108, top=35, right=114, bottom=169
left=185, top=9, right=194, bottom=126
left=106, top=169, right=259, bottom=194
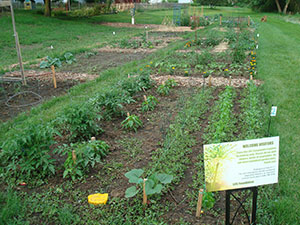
left=88, top=193, right=108, bottom=205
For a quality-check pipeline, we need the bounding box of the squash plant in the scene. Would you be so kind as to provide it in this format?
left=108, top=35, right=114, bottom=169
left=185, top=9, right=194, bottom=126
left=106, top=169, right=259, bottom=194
left=124, top=169, right=173, bottom=198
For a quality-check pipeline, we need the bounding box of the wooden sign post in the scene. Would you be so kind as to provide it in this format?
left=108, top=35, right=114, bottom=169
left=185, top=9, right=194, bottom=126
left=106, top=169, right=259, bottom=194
left=6, top=0, right=26, bottom=85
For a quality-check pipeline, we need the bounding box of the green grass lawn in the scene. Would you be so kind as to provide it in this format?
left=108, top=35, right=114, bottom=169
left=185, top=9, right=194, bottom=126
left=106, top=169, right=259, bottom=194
left=0, top=6, right=300, bottom=224
left=256, top=14, right=300, bottom=224
left=0, top=10, right=142, bottom=71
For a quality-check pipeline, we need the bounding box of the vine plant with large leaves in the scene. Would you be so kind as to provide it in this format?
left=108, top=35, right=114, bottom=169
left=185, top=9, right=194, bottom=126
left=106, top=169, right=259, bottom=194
left=124, top=169, right=173, bottom=198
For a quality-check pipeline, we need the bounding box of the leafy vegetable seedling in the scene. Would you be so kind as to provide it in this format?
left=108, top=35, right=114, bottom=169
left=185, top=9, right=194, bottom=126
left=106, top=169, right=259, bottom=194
left=141, top=95, right=158, bottom=112
left=121, top=114, right=142, bottom=132
left=124, top=169, right=173, bottom=205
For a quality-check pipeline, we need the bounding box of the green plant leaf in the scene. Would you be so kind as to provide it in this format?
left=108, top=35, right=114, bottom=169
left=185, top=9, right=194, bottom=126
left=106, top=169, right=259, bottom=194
left=40, top=61, right=49, bottom=68
left=145, top=179, right=155, bottom=195
left=125, top=169, right=144, bottom=183
left=151, top=184, right=163, bottom=195
left=156, top=173, right=173, bottom=184
left=125, top=186, right=139, bottom=198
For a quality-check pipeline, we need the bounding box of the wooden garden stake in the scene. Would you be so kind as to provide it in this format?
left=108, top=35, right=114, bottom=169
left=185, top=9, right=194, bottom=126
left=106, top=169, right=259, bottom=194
left=72, top=150, right=76, bottom=164
left=51, top=65, right=57, bottom=88
left=145, top=26, right=148, bottom=41
left=220, top=16, right=222, bottom=26
left=10, top=1, right=26, bottom=85
left=143, top=95, right=147, bottom=101
left=202, top=75, right=205, bottom=92
left=208, top=75, right=212, bottom=87
left=196, top=189, right=204, bottom=217
left=143, top=178, right=147, bottom=205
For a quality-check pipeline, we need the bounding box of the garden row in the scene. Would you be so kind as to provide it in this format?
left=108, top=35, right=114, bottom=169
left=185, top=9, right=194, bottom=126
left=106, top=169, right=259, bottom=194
left=150, top=25, right=258, bottom=78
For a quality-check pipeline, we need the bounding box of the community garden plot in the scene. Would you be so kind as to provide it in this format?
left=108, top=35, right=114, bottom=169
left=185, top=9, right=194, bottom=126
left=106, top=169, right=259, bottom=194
left=0, top=18, right=266, bottom=224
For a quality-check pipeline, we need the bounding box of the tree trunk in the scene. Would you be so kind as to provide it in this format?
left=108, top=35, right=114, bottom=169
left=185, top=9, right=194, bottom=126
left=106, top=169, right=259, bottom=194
left=283, top=0, right=291, bottom=14
left=275, top=0, right=282, bottom=13
left=44, top=0, right=51, bottom=17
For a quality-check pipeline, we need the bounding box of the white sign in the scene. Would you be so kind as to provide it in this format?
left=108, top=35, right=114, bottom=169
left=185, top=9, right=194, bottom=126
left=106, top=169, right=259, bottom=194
left=204, top=136, right=279, bottom=192
left=270, top=106, right=277, bottom=117
left=0, top=0, right=11, bottom=7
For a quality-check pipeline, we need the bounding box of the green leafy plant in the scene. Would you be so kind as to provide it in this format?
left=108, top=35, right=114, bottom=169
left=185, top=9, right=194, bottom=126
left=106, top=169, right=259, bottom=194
left=62, top=140, right=109, bottom=180
left=203, top=31, right=223, bottom=47
left=64, top=52, right=76, bottom=64
left=157, top=84, right=170, bottom=96
left=92, top=89, right=134, bottom=119
left=121, top=114, right=143, bottom=132
left=124, top=169, right=173, bottom=198
left=0, top=123, right=56, bottom=181
left=56, top=102, right=102, bottom=142
left=141, top=95, right=158, bottom=112
left=40, top=56, right=62, bottom=68
left=164, top=78, right=177, bottom=88
left=232, top=45, right=246, bottom=63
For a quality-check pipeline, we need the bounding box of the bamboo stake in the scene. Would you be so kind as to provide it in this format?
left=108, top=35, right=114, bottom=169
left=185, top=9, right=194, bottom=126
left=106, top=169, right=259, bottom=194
left=201, top=6, right=204, bottom=17
left=196, top=189, right=204, bottom=217
left=10, top=1, right=26, bottom=85
left=51, top=65, right=57, bottom=88
left=72, top=150, right=76, bottom=164
left=208, top=75, right=212, bottom=87
left=143, top=178, right=147, bottom=205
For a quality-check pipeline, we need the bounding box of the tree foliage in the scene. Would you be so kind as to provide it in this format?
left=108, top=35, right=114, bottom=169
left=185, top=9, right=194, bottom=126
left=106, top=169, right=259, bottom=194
left=249, top=0, right=299, bottom=13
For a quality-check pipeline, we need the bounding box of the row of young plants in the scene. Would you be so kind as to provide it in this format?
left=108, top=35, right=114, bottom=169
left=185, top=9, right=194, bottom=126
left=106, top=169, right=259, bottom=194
left=239, top=81, right=267, bottom=139
left=150, top=27, right=257, bottom=78
left=187, top=83, right=267, bottom=219
left=0, top=62, right=182, bottom=184
left=187, top=86, right=237, bottom=214
left=0, top=68, right=155, bottom=184
left=93, top=88, right=213, bottom=224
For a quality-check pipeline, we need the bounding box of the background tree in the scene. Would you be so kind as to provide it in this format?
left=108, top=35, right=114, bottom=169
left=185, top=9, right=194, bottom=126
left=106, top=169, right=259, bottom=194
left=44, top=0, right=51, bottom=17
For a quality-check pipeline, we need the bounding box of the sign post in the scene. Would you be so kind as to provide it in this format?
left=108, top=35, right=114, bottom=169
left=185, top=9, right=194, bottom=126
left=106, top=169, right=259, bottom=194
left=268, top=105, right=277, bottom=136
left=204, top=137, right=279, bottom=224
